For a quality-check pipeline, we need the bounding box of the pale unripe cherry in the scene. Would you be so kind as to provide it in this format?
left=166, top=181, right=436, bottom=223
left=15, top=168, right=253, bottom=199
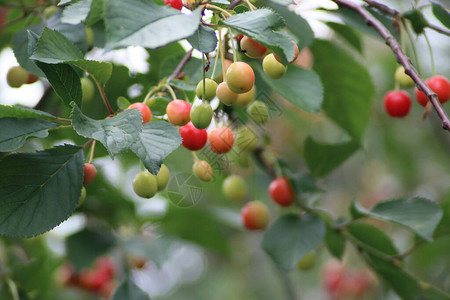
left=226, top=62, right=255, bottom=94
left=81, top=77, right=95, bottom=103
left=7, top=66, right=28, bottom=88
left=394, top=66, right=414, bottom=88
left=263, top=53, right=287, bottom=79
left=235, top=86, right=255, bottom=107
left=247, top=100, right=269, bottom=124
left=235, top=126, right=257, bottom=152
left=190, top=103, right=213, bottom=129
left=216, top=82, right=238, bottom=106
left=222, top=175, right=247, bottom=201
left=133, top=170, right=158, bottom=198
left=193, top=160, right=213, bottom=182
left=156, top=164, right=170, bottom=190
left=196, top=78, right=217, bottom=101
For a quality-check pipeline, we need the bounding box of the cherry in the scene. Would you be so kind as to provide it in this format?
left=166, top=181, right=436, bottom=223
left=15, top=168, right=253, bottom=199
left=214, top=59, right=232, bottom=83
left=274, top=41, right=299, bottom=64
left=196, top=78, right=218, bottom=101
left=415, top=75, right=450, bottom=106
left=128, top=102, right=152, bottom=123
left=241, top=201, right=269, bottom=230
left=156, top=164, right=170, bottom=190
left=164, top=0, right=183, bottom=10
left=166, top=99, right=191, bottom=126
left=235, top=126, right=257, bottom=152
left=216, top=82, right=238, bottom=106
left=235, top=86, right=255, bottom=107
left=179, top=122, right=208, bottom=151
left=190, top=103, right=213, bottom=129
left=77, top=187, right=86, bottom=208
left=81, top=77, right=95, bottom=103
left=133, top=170, right=158, bottom=198
left=208, top=126, right=234, bottom=154
left=383, top=90, right=411, bottom=117
left=269, top=177, right=295, bottom=206
left=263, top=53, right=287, bottom=79
left=395, top=66, right=414, bottom=88
left=235, top=34, right=244, bottom=44
left=294, top=47, right=314, bottom=70
left=6, top=66, right=28, bottom=88
left=247, top=100, right=269, bottom=124
left=226, top=62, right=255, bottom=94
left=240, top=36, right=267, bottom=59
left=222, top=175, right=247, bottom=201
left=26, top=73, right=39, bottom=84
left=95, top=256, right=115, bottom=279
left=296, top=251, right=316, bottom=271
left=193, top=160, right=213, bottom=182
left=86, top=27, right=94, bottom=48
left=83, top=163, right=97, bottom=186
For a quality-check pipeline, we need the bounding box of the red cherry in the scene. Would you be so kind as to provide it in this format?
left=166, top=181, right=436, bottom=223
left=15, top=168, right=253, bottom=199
left=208, top=126, right=234, bottom=154
left=79, top=269, right=109, bottom=291
left=241, top=201, right=269, bottom=230
left=164, top=0, right=183, bottom=10
left=166, top=99, right=191, bottom=126
left=128, top=102, right=152, bottom=123
left=83, top=163, right=97, bottom=186
left=179, top=122, right=207, bottom=151
left=236, top=34, right=244, bottom=44
left=269, top=177, right=295, bottom=206
left=95, top=257, right=115, bottom=280
left=383, top=90, right=411, bottom=117
left=415, top=76, right=450, bottom=106
left=274, top=41, right=299, bottom=64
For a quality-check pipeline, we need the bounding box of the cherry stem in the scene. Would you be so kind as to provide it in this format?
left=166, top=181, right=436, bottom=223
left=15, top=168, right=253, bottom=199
left=218, top=27, right=227, bottom=80
left=227, top=0, right=241, bottom=10
left=202, top=53, right=206, bottom=101
left=162, top=84, right=178, bottom=100
left=205, top=4, right=232, bottom=17
left=210, top=39, right=220, bottom=79
left=362, top=0, right=450, bottom=37
left=167, top=48, right=194, bottom=83
left=423, top=32, right=435, bottom=76
left=332, top=0, right=450, bottom=132
left=401, top=19, right=421, bottom=75
left=88, top=140, right=96, bottom=164
left=93, top=79, right=114, bottom=116
left=192, top=151, right=200, bottom=162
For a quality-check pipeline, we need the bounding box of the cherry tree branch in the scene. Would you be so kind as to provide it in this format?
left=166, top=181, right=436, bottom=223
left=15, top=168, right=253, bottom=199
left=227, top=0, right=241, bottom=10
left=363, top=0, right=450, bottom=36
left=332, top=0, right=450, bottom=132
left=167, top=48, right=194, bottom=83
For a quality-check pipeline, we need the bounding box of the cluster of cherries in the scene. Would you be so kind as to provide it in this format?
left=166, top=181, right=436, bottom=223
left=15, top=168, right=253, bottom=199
left=322, top=260, right=376, bottom=300
left=383, top=67, right=449, bottom=118
left=60, top=256, right=116, bottom=298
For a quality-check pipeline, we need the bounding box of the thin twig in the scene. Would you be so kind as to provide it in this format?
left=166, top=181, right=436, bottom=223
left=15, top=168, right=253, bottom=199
left=167, top=48, right=194, bottom=83
left=333, top=0, right=450, bottom=132
left=252, top=147, right=277, bottom=179
left=93, top=80, right=114, bottom=115
left=0, top=13, right=26, bottom=30
left=363, top=0, right=450, bottom=36
left=227, top=0, right=241, bottom=10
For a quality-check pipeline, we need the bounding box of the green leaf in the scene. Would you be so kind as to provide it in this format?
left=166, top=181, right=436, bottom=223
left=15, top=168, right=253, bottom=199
left=36, top=62, right=82, bottom=107
left=71, top=104, right=142, bottom=158
left=104, top=0, right=201, bottom=50
left=11, top=27, right=46, bottom=77
left=326, top=22, right=362, bottom=52
left=0, top=105, right=56, bottom=120
left=170, top=80, right=197, bottom=92
left=347, top=222, right=398, bottom=255
left=130, top=121, right=182, bottom=175
left=85, top=0, right=104, bottom=26
left=0, top=145, right=84, bottom=238
left=311, top=40, right=374, bottom=140
left=66, top=228, right=116, bottom=271
left=146, top=96, right=170, bottom=116
left=111, top=277, right=151, bottom=300
left=258, top=65, right=323, bottom=113
left=324, top=224, right=346, bottom=259
left=61, top=0, right=92, bottom=24
left=0, top=118, right=59, bottom=152
left=404, top=9, right=429, bottom=34
left=31, top=28, right=84, bottom=63
left=352, top=198, right=443, bottom=241
left=70, top=60, right=113, bottom=87
left=304, top=136, right=360, bottom=177
left=117, top=96, right=131, bottom=110
left=222, top=8, right=296, bottom=64
left=187, top=25, right=217, bottom=53
left=432, top=2, right=450, bottom=29
left=263, top=1, right=314, bottom=49
left=262, top=213, right=325, bottom=270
